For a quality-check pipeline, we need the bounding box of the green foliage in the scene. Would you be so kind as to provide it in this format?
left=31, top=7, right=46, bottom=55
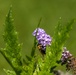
left=0, top=7, right=75, bottom=75
left=0, top=6, right=22, bottom=75
left=38, top=18, right=74, bottom=74
left=51, top=18, right=74, bottom=60
left=30, top=18, right=74, bottom=75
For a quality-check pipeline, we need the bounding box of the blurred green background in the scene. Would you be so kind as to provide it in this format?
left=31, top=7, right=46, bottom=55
left=0, top=0, right=76, bottom=74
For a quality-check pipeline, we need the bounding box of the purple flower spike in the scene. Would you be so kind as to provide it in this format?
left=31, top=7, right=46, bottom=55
left=32, top=28, right=52, bottom=53
left=61, top=47, right=72, bottom=64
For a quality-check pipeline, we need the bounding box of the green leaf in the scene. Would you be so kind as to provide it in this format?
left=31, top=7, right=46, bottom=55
left=51, top=19, right=74, bottom=60
left=31, top=18, right=42, bottom=57
left=0, top=6, right=22, bottom=75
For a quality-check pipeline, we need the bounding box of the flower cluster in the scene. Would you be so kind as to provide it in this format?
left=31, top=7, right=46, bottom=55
left=32, top=28, right=52, bottom=53
left=61, top=47, right=72, bottom=65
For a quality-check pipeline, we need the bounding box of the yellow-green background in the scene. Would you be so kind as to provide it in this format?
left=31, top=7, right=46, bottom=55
left=0, top=0, right=76, bottom=75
